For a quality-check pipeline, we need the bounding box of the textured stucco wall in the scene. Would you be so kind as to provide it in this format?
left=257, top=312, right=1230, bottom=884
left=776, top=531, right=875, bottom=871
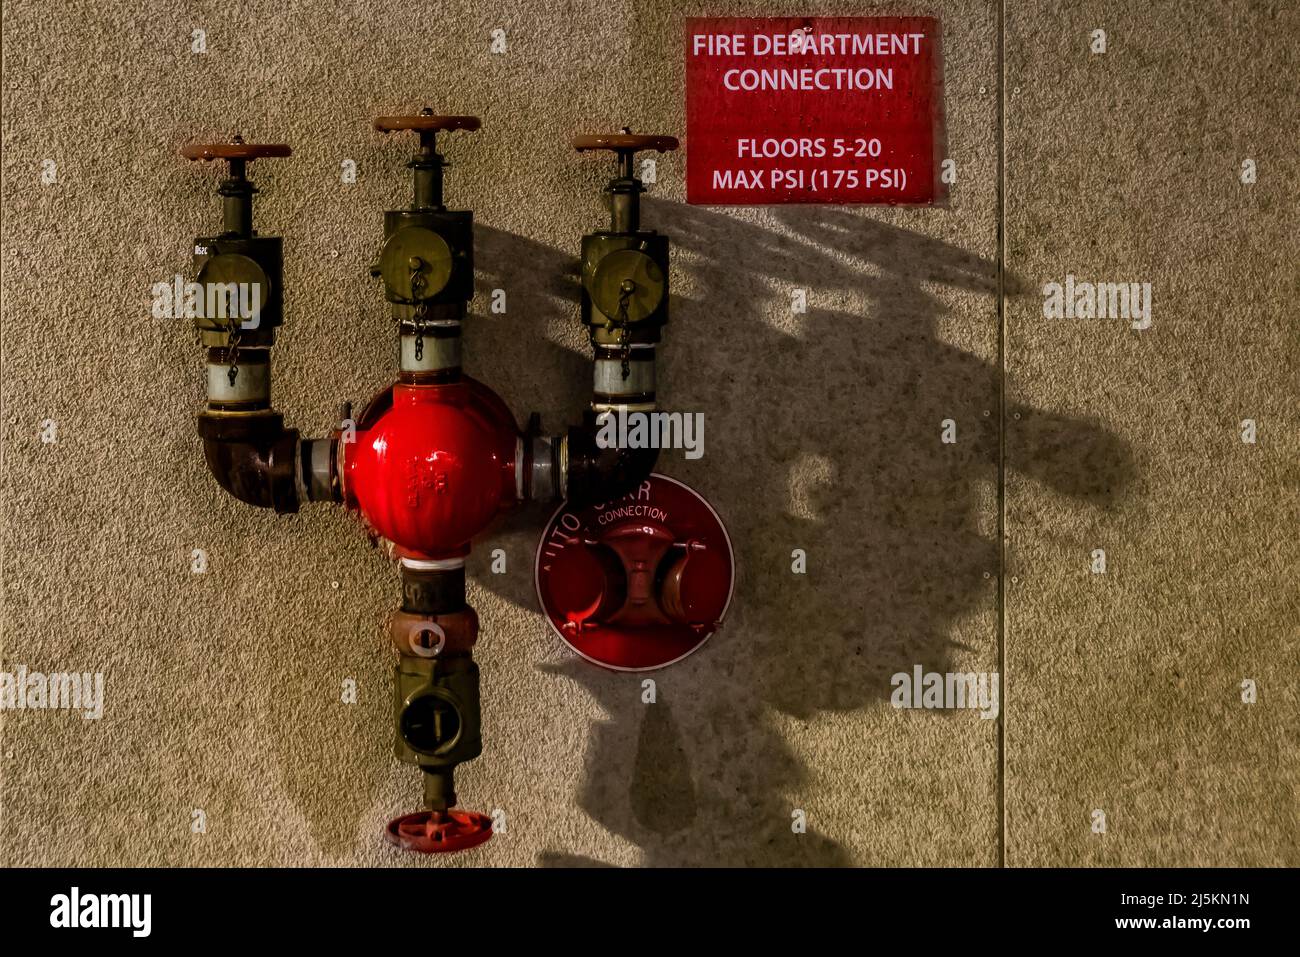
left=0, top=0, right=1293, bottom=867
left=1002, top=1, right=1299, bottom=865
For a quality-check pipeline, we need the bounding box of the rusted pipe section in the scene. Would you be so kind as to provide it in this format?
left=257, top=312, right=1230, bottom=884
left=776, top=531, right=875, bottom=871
left=198, top=415, right=300, bottom=512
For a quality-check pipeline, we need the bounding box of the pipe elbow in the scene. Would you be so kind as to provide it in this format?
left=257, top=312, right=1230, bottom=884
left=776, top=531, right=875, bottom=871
left=564, top=414, right=659, bottom=504
left=198, top=413, right=301, bottom=514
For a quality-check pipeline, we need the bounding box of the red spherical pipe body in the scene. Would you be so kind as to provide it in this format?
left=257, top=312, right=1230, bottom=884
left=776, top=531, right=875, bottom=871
left=343, top=378, right=519, bottom=560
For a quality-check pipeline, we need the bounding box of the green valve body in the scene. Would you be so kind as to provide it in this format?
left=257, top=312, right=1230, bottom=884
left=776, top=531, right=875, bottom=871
left=393, top=656, right=483, bottom=769
left=192, top=233, right=283, bottom=346
left=388, top=576, right=484, bottom=814
left=374, top=208, right=474, bottom=319
left=581, top=229, right=669, bottom=348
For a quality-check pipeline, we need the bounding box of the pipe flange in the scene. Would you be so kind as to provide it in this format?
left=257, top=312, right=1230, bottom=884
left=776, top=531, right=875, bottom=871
left=389, top=608, right=479, bottom=656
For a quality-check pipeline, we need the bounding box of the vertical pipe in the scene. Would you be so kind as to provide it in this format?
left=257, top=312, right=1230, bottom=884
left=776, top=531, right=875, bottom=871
left=610, top=189, right=638, bottom=233
left=411, top=132, right=444, bottom=210
left=221, top=160, right=253, bottom=237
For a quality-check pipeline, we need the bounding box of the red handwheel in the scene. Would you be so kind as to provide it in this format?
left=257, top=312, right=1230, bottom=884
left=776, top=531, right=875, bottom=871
left=385, top=809, right=493, bottom=854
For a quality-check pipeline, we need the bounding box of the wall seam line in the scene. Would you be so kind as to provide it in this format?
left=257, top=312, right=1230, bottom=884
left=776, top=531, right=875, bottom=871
left=996, top=0, right=1009, bottom=870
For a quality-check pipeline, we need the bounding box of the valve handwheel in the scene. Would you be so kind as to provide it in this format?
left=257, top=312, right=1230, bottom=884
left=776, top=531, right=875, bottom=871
left=181, top=136, right=292, bottom=162
left=573, top=131, right=679, bottom=154
left=386, top=809, right=493, bottom=853
left=373, top=112, right=481, bottom=134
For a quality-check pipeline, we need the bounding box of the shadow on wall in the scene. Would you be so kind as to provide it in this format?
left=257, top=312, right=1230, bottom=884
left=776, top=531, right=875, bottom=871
left=472, top=201, right=1136, bottom=866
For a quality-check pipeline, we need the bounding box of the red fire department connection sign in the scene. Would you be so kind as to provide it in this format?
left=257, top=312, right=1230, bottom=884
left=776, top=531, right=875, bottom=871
left=686, top=17, right=940, bottom=205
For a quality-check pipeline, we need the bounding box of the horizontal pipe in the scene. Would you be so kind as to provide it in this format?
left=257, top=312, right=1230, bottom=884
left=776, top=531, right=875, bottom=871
left=301, top=438, right=340, bottom=503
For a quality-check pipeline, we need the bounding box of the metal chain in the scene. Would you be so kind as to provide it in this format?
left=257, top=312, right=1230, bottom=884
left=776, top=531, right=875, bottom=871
left=224, top=314, right=241, bottom=387
left=614, top=283, right=633, bottom=380
left=410, top=263, right=428, bottom=361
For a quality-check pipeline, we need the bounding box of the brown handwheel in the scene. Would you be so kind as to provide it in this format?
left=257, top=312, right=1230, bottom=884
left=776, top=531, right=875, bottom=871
left=573, top=131, right=678, bottom=154
left=181, top=135, right=291, bottom=162
left=373, top=111, right=481, bottom=134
